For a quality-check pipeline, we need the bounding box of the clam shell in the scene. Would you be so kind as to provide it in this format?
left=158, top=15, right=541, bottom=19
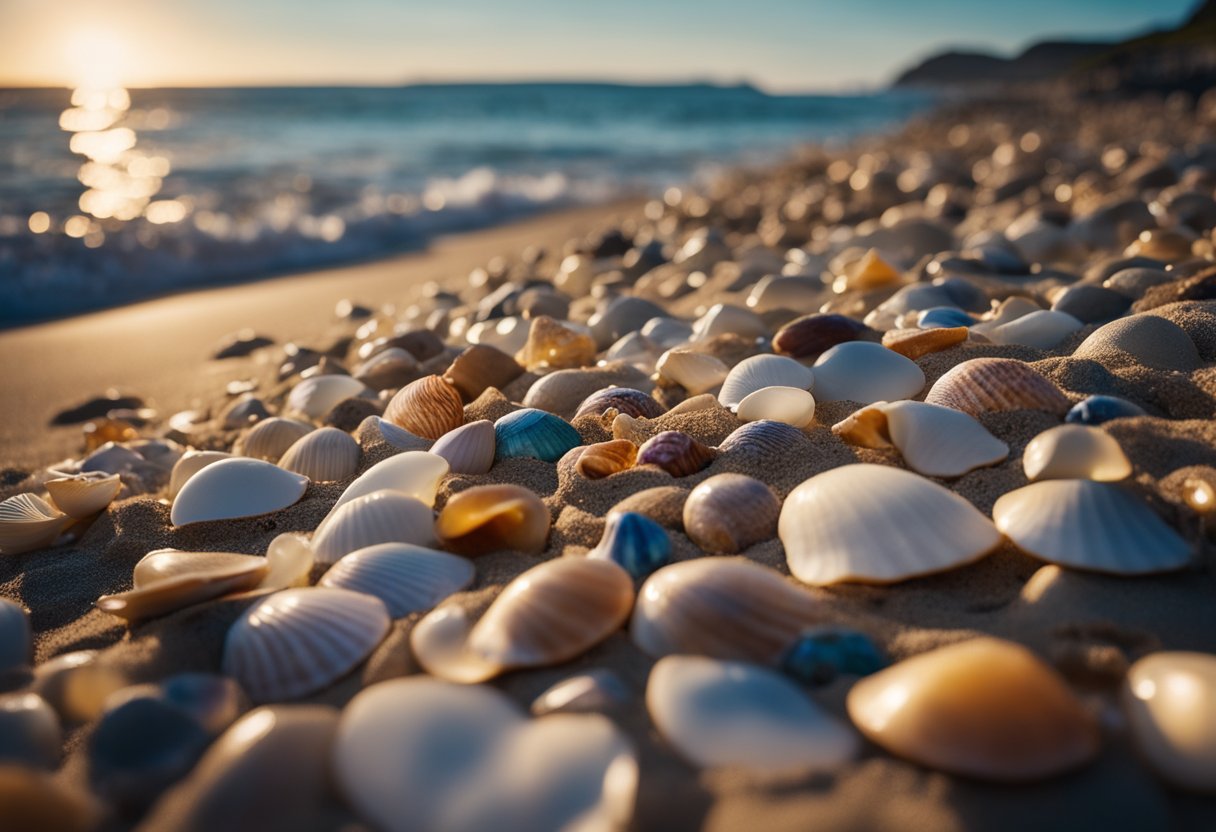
left=636, top=431, right=715, bottom=477
left=493, top=408, right=581, bottom=463
left=772, top=313, right=873, bottom=359
left=354, top=347, right=418, bottom=390
left=746, top=275, right=824, bottom=314
left=0, top=598, right=31, bottom=673
left=319, top=542, right=475, bottom=617
left=429, top=420, right=496, bottom=475
left=779, top=464, right=1001, bottom=585
left=312, top=490, right=437, bottom=566
left=168, top=451, right=232, bottom=499
left=442, top=343, right=524, bottom=403
left=575, top=440, right=638, bottom=479
left=717, top=354, right=815, bottom=410
left=587, top=511, right=671, bottom=579
left=683, top=474, right=779, bottom=554
left=236, top=418, right=314, bottom=462
left=410, top=557, right=633, bottom=683
left=655, top=349, right=729, bottom=395
left=988, top=310, right=1083, bottom=349
left=44, top=471, right=121, bottom=519
left=321, top=451, right=449, bottom=536
left=647, top=655, right=858, bottom=773
left=434, top=484, right=550, bottom=556
left=993, top=479, right=1191, bottom=574
left=0, top=493, right=71, bottom=555
left=170, top=458, right=308, bottom=527
left=222, top=588, right=390, bottom=702
left=881, top=326, right=968, bottom=360
left=1023, top=424, right=1132, bottom=482
left=531, top=669, right=630, bottom=716
left=277, top=427, right=360, bottom=482
left=924, top=357, right=1070, bottom=417
left=847, top=637, right=1100, bottom=782
left=1123, top=651, right=1216, bottom=793
left=286, top=375, right=368, bottom=421
left=692, top=303, right=768, bottom=341
left=735, top=386, right=816, bottom=427
left=573, top=387, right=665, bottom=421
left=717, top=419, right=807, bottom=457
left=383, top=375, right=465, bottom=440
left=1073, top=313, right=1200, bottom=371
left=0, top=692, right=62, bottom=769
left=811, top=342, right=924, bottom=404
left=98, top=551, right=268, bottom=622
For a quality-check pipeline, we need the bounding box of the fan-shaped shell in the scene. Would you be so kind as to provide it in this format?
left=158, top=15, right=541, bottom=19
left=286, top=375, right=368, bottom=421
left=717, top=354, right=815, bottom=410
left=924, top=357, right=1070, bottom=417
left=383, top=375, right=465, bottom=440
left=683, top=474, right=779, bottom=554
left=44, top=471, right=121, bottom=519
left=587, top=511, right=671, bottom=579
left=1022, top=424, right=1132, bottom=482
left=655, top=349, right=729, bottom=395
left=0, top=493, right=71, bottom=555
left=319, top=451, right=449, bottom=534
left=575, top=440, right=638, bottom=479
left=779, top=464, right=1001, bottom=585
left=573, top=387, right=665, bottom=421
left=312, top=490, right=437, bottom=566
left=636, top=431, right=715, bottom=477
left=735, top=386, right=816, bottom=427
left=222, top=588, right=390, bottom=702
left=277, top=427, right=360, bottom=482
left=993, top=480, right=1191, bottom=574
left=717, top=420, right=806, bottom=457
left=410, top=558, right=633, bottom=683
left=811, top=342, right=924, bottom=404
left=170, top=458, right=308, bottom=527
left=429, top=420, right=496, bottom=475
left=988, top=310, right=1083, bottom=349
left=434, top=484, right=550, bottom=556
left=0, top=598, right=31, bottom=673
left=236, top=418, right=314, bottom=461
left=168, top=451, right=232, bottom=499
left=319, top=543, right=475, bottom=617
left=1073, top=314, right=1200, bottom=371
left=1123, top=651, right=1216, bottom=793
left=493, top=408, right=582, bottom=463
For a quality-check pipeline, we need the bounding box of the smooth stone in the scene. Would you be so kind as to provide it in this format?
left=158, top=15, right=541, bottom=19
left=1066, top=395, right=1147, bottom=426
left=1051, top=284, right=1130, bottom=323
left=0, top=693, right=61, bottom=768
left=1072, top=314, right=1200, bottom=371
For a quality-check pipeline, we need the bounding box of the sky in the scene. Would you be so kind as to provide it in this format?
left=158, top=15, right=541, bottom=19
left=0, top=0, right=1199, bottom=92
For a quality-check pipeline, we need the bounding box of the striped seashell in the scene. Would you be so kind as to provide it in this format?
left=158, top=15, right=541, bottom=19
left=277, top=427, right=360, bottom=482
left=655, top=349, right=730, bottom=395
left=222, top=588, right=390, bottom=702
left=44, top=471, right=121, bottom=519
left=717, top=419, right=807, bottom=457
left=318, top=451, right=449, bottom=534
left=924, top=357, right=1070, bottom=417
left=429, top=420, right=496, bottom=475
left=1023, top=424, right=1131, bottom=482
left=383, top=375, right=465, bottom=440
left=683, top=474, right=779, bottom=554
left=1123, top=651, right=1216, bottom=793
left=313, top=490, right=437, bottom=566
left=493, top=408, right=581, bottom=463
left=575, top=440, right=638, bottom=479
left=434, top=484, right=550, bottom=556
left=587, top=511, right=671, bottom=579
left=636, top=431, right=715, bottom=477
left=573, top=387, right=665, bottom=421
left=286, top=375, right=369, bottom=421
left=811, top=341, right=924, bottom=404
left=881, top=326, right=968, bottom=360
left=0, top=494, right=71, bottom=555
left=319, top=542, right=476, bottom=617
left=735, top=386, right=816, bottom=428
left=410, top=557, right=633, bottom=683
left=718, top=354, right=815, bottom=410
left=236, top=418, right=314, bottom=462
left=170, top=458, right=308, bottom=527
left=0, top=598, right=31, bottom=673
left=168, top=451, right=232, bottom=499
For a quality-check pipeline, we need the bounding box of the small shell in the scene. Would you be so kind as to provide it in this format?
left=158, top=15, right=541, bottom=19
left=170, top=458, right=308, bottom=527
left=993, top=480, right=1191, bottom=575
left=575, top=440, right=638, bottom=479
left=717, top=420, right=806, bottom=457
left=746, top=275, right=824, bottom=314
left=779, top=464, right=1001, bottom=585
left=443, top=343, right=525, bottom=403
left=514, top=315, right=597, bottom=371
left=236, top=418, right=314, bottom=462
left=429, top=420, right=496, bottom=475
left=434, top=484, right=550, bottom=556
left=410, top=558, right=634, bottom=683
left=834, top=248, right=902, bottom=292
left=1023, top=424, right=1132, bottom=482
left=647, top=655, right=858, bottom=773
left=531, top=669, right=630, bottom=716
left=881, top=326, right=968, bottom=360
left=587, top=511, right=671, bottom=579
left=277, top=427, right=360, bottom=482
left=811, top=342, right=924, bottom=404
left=223, top=588, right=390, bottom=702
left=847, top=638, right=1100, bottom=782
left=312, top=490, right=437, bottom=566
left=692, top=303, right=768, bottom=341
left=286, top=375, right=368, bottom=421
left=0, top=493, right=71, bottom=555
left=44, top=471, right=121, bottom=519
left=32, top=650, right=129, bottom=723
left=924, top=357, right=1070, bottom=417
left=717, top=354, right=815, bottom=410
left=319, top=542, right=476, bottom=617
left=1073, top=314, right=1200, bottom=371
left=168, top=451, right=232, bottom=499
left=655, top=349, right=730, bottom=394
left=384, top=375, right=465, bottom=440
left=466, top=315, right=529, bottom=354
left=636, top=431, right=715, bottom=477
left=0, top=691, right=62, bottom=769
left=0, top=598, right=31, bottom=673
left=355, top=416, right=431, bottom=452
left=735, top=386, right=816, bottom=427
left=493, top=408, right=582, bottom=463
left=354, top=347, right=418, bottom=390
left=1123, top=651, right=1216, bottom=793
left=98, top=551, right=268, bottom=623
left=988, top=310, right=1083, bottom=349
left=573, top=387, right=665, bottom=421
left=772, top=313, right=873, bottom=359
left=1065, top=395, right=1146, bottom=425
left=321, top=452, right=450, bottom=535
left=683, top=474, right=779, bottom=554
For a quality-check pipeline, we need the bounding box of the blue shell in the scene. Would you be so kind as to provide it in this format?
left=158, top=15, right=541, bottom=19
left=917, top=307, right=975, bottom=329
left=780, top=627, right=887, bottom=686
left=494, top=408, right=582, bottom=463
left=589, top=511, right=671, bottom=579
left=1065, top=395, right=1147, bottom=426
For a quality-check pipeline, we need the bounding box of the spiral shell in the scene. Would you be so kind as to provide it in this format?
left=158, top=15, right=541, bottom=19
left=383, top=375, right=465, bottom=440
left=312, top=490, right=437, bottom=566
left=573, top=387, right=665, bottom=421
left=636, top=431, right=715, bottom=477
left=493, top=408, right=582, bottom=463
left=575, top=440, right=638, bottom=479
left=170, top=458, right=308, bottom=527
left=429, top=420, right=496, bottom=475
left=924, top=357, right=1070, bottom=417
left=277, top=427, right=360, bottom=482
left=435, top=484, right=550, bottom=556
left=44, top=471, right=122, bottom=519
left=0, top=494, right=70, bottom=555
left=587, top=511, right=671, bottom=579
left=319, top=542, right=476, bottom=617
left=683, top=474, right=779, bottom=554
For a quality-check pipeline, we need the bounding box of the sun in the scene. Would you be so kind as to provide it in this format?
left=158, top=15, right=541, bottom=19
left=63, top=26, right=131, bottom=89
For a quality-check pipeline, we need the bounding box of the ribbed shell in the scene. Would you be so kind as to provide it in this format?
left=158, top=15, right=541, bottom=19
left=319, top=451, right=450, bottom=534
left=168, top=451, right=232, bottom=499
left=223, top=588, right=390, bottom=702
left=312, top=490, right=437, bottom=566
left=170, top=458, right=308, bottom=527
left=286, top=375, right=368, bottom=421
left=717, top=354, right=815, bottom=410
left=717, top=420, right=807, bottom=457
left=383, top=375, right=465, bottom=440
left=924, top=358, right=1070, bottom=417
left=735, top=386, right=816, bottom=428
left=277, top=427, right=361, bottom=482
left=575, top=440, right=638, bottom=479
left=236, top=418, right=314, bottom=461
left=430, top=420, right=496, bottom=474
left=811, top=342, right=925, bottom=404
left=0, top=493, right=70, bottom=555
left=573, top=387, right=665, bottom=421
left=0, top=598, right=31, bottom=672
left=655, top=349, right=729, bottom=395
left=636, top=431, right=715, bottom=477
left=319, top=542, right=475, bottom=617
left=683, top=474, right=780, bottom=554
left=493, top=409, right=582, bottom=463
left=434, top=484, right=550, bottom=556
left=1022, top=424, right=1132, bottom=482
left=44, top=472, right=121, bottom=519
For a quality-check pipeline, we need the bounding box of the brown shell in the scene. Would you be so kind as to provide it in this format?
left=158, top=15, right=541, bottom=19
left=383, top=375, right=465, bottom=440
left=636, top=431, right=716, bottom=478
left=682, top=474, right=780, bottom=554
left=435, top=484, right=550, bottom=556
left=575, top=440, right=638, bottom=480
left=514, top=316, right=598, bottom=371
left=772, top=313, right=875, bottom=359
left=573, top=387, right=666, bottom=421
left=882, top=326, right=968, bottom=360
left=442, top=344, right=524, bottom=403
left=924, top=358, right=1070, bottom=417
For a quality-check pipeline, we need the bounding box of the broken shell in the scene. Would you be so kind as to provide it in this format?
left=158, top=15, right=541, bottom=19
left=531, top=669, right=630, bottom=716
left=170, top=458, right=308, bottom=527
left=1123, top=651, right=1216, bottom=793
left=881, top=326, right=968, bottom=360
left=286, top=375, right=368, bottom=421
left=313, top=490, right=437, bottom=566
left=735, top=386, right=816, bottom=427
left=319, top=542, right=475, bottom=617
left=493, top=408, right=581, bottom=463
left=235, top=418, right=314, bottom=462
left=1065, top=394, right=1146, bottom=426
left=168, top=451, right=232, bottom=499
left=655, top=349, right=729, bottom=395
left=0, top=692, right=61, bottom=769
left=514, top=315, right=597, bottom=371
left=429, top=420, right=496, bottom=475
left=993, top=480, right=1191, bottom=575
left=636, top=431, right=715, bottom=477
left=98, top=551, right=268, bottom=623
left=410, top=557, right=633, bottom=683
left=573, top=387, right=665, bottom=421
left=717, top=419, right=806, bottom=457
left=717, top=354, right=815, bottom=410
left=683, top=474, right=779, bottom=554
left=773, top=313, right=873, bottom=359
left=846, top=637, right=1100, bottom=782
left=321, top=452, right=450, bottom=535
left=44, top=471, right=121, bottom=519
left=1073, top=314, right=1200, bottom=372
left=587, top=511, right=671, bottom=579
left=277, top=427, right=360, bottom=482
left=434, top=484, right=550, bottom=556
left=779, top=464, right=1001, bottom=585
left=0, top=493, right=71, bottom=555
left=575, top=440, right=638, bottom=480
left=811, top=342, right=924, bottom=404
left=223, top=588, right=390, bottom=702
left=924, top=357, right=1070, bottom=417
left=0, top=599, right=31, bottom=673
left=1023, top=424, right=1132, bottom=482
left=383, top=375, right=465, bottom=440
left=443, top=343, right=525, bottom=403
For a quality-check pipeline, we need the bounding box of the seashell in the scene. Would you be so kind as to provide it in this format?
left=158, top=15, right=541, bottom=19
left=988, top=309, right=1083, bottom=349
left=354, top=347, right=418, bottom=390
left=0, top=493, right=70, bottom=555
left=847, top=637, right=1100, bottom=782
left=589, top=294, right=667, bottom=347
left=772, top=313, right=873, bottom=359
left=0, top=766, right=100, bottom=832
left=924, top=357, right=1070, bottom=417
left=647, top=655, right=858, bottom=773
left=1103, top=266, right=1172, bottom=297
left=319, top=542, right=475, bottom=617
left=286, top=375, right=368, bottom=421
left=587, top=511, right=671, bottom=579
left=604, top=331, right=661, bottom=371
left=631, top=558, right=820, bottom=663
left=276, top=427, right=360, bottom=482
left=442, top=343, right=525, bottom=403
left=667, top=392, right=718, bottom=416
left=98, top=550, right=268, bottom=623
left=717, top=419, right=806, bottom=457
left=655, top=348, right=730, bottom=394
left=1123, top=651, right=1216, bottom=793
left=746, top=275, right=824, bottom=313
left=780, top=464, right=1001, bottom=585
left=811, top=342, right=924, bottom=404
left=0, top=598, right=31, bottom=674
left=466, top=316, right=530, bottom=355
left=153, top=673, right=249, bottom=736
left=0, top=692, right=62, bottom=769
left=575, top=440, right=638, bottom=479
left=355, top=415, right=430, bottom=451
left=972, top=296, right=1041, bottom=334
left=170, top=458, right=308, bottom=527
left=735, top=386, right=816, bottom=427
left=523, top=364, right=656, bottom=419
left=321, top=452, right=449, bottom=536
left=168, top=451, right=232, bottom=499
left=429, top=420, right=495, bottom=474
left=691, top=303, right=768, bottom=341
left=410, top=558, right=633, bottom=683
left=1065, top=394, right=1146, bottom=425
left=493, top=408, right=581, bottom=463
left=1073, top=314, right=1200, bottom=371
left=514, top=315, right=597, bottom=371
left=640, top=316, right=694, bottom=348
left=993, top=479, right=1191, bottom=574
left=235, top=418, right=314, bottom=462
left=573, top=387, right=665, bottom=421
left=1023, top=424, right=1131, bottom=482
left=44, top=471, right=121, bottom=519
left=383, top=375, right=465, bottom=440
left=32, top=650, right=128, bottom=723
left=313, top=490, right=437, bottom=566
left=881, top=326, right=968, bottom=360
left=636, top=431, right=715, bottom=477
left=80, top=442, right=144, bottom=476
left=683, top=474, right=779, bottom=554
left=717, top=354, right=815, bottom=410
left=531, top=669, right=630, bottom=716
left=833, top=248, right=902, bottom=292
left=917, top=307, right=975, bottom=328
left=434, top=484, right=549, bottom=556
left=223, top=588, right=390, bottom=702
left=219, top=395, right=270, bottom=430
left=780, top=627, right=887, bottom=686
left=1051, top=284, right=1130, bottom=324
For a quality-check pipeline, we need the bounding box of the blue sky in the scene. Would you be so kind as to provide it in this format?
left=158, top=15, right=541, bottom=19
left=0, top=0, right=1198, bottom=90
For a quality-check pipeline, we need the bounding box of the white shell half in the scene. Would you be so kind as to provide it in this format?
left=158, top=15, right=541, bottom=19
left=319, top=451, right=449, bottom=535
left=1022, top=425, right=1132, bottom=482
left=735, top=386, right=816, bottom=428
left=277, top=427, right=361, bottom=482
left=988, top=310, right=1083, bottom=349
left=717, top=354, right=815, bottom=410
left=312, top=490, right=436, bottom=566
left=1123, top=651, right=1216, bottom=793
left=168, top=451, right=232, bottom=499
left=655, top=349, right=729, bottom=395
left=429, top=420, right=496, bottom=475
left=319, top=542, right=475, bottom=617
left=0, top=494, right=70, bottom=555
left=286, top=375, right=369, bottom=421
left=170, top=458, right=308, bottom=527
left=44, top=471, right=122, bottom=519
left=812, top=342, right=925, bottom=404
left=861, top=400, right=1009, bottom=478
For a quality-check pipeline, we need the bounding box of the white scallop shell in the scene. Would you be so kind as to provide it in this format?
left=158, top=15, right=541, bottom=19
left=0, top=598, right=31, bottom=672
left=285, top=375, right=369, bottom=421
left=718, top=354, right=815, bottom=410
left=1022, top=424, right=1132, bottom=482
left=235, top=418, right=313, bottom=461
left=277, top=427, right=361, bottom=482
left=655, top=349, right=729, bottom=395
left=222, top=587, right=390, bottom=702
left=429, top=420, right=495, bottom=475
left=168, top=451, right=232, bottom=499
left=692, top=303, right=768, bottom=341
left=312, top=490, right=437, bottom=566
left=988, top=309, right=1083, bottom=349
left=44, top=471, right=122, bottom=519
left=170, top=458, right=308, bottom=527
left=811, top=342, right=925, bottom=404
left=836, top=400, right=1008, bottom=478
left=993, top=480, right=1191, bottom=574
left=1123, top=651, right=1216, bottom=793
left=647, top=655, right=858, bottom=773
left=0, top=494, right=70, bottom=555
left=319, top=542, right=475, bottom=617
left=735, top=386, right=816, bottom=428
left=318, top=451, right=449, bottom=535
left=779, top=464, right=1001, bottom=585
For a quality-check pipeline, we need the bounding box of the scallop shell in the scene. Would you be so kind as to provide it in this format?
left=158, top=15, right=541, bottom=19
left=811, top=342, right=925, bottom=404
left=0, top=598, right=31, bottom=673
left=772, top=313, right=873, bottom=359
left=0, top=691, right=62, bottom=769
left=992, top=479, right=1191, bottom=574
left=319, top=542, right=474, bottom=617
left=286, top=375, right=368, bottom=421
left=44, top=471, right=121, bottom=519
left=924, top=357, right=1070, bottom=417
left=647, top=655, right=858, bottom=773
left=631, top=558, right=821, bottom=664
left=0, top=493, right=71, bottom=555
left=717, top=354, right=815, bottom=410
left=636, top=431, right=715, bottom=477
left=277, top=427, right=360, bottom=482
left=434, top=484, right=550, bottom=556
left=573, top=387, right=665, bottom=421
left=779, top=464, right=1001, bottom=585
left=717, top=419, right=807, bottom=457
left=683, top=474, right=779, bottom=554
left=429, top=420, right=496, bottom=475
left=575, top=440, right=638, bottom=479
left=493, top=408, right=581, bottom=463
left=655, top=349, right=729, bottom=395
left=383, top=375, right=465, bottom=440
left=236, top=418, right=314, bottom=462
left=168, top=451, right=232, bottom=499
left=170, top=458, right=308, bottom=527
left=587, top=511, right=671, bottom=579
left=846, top=637, right=1100, bottom=782
left=1073, top=313, right=1200, bottom=371
left=735, top=386, right=816, bottom=427
left=312, top=490, right=437, bottom=566
left=1023, top=424, right=1132, bottom=482
left=988, top=310, right=1083, bottom=349
left=321, top=452, right=449, bottom=538
left=1123, top=651, right=1216, bottom=793
left=410, top=557, right=633, bottom=683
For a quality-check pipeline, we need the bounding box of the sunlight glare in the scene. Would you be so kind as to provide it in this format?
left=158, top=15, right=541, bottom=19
left=63, top=26, right=130, bottom=89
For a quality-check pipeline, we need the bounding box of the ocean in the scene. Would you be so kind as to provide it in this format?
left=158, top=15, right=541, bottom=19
left=0, top=83, right=930, bottom=324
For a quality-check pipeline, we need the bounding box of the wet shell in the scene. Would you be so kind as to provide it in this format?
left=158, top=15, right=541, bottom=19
left=573, top=387, right=665, bottom=421
left=924, top=357, right=1070, bottom=417
left=1023, top=424, right=1132, bottom=482
left=0, top=598, right=31, bottom=673
left=655, top=349, right=729, bottom=395
left=429, top=420, right=496, bottom=475
left=587, top=511, right=671, bottom=579
left=0, top=691, right=62, bottom=769
left=717, top=354, right=815, bottom=410
left=847, top=637, right=1100, bottom=782
left=1073, top=314, right=1200, bottom=372
left=312, top=490, right=437, bottom=566
left=647, top=655, right=858, bottom=773
left=223, top=588, right=390, bottom=703
left=0, top=493, right=71, bottom=555
left=683, top=474, right=779, bottom=554
left=44, top=471, right=121, bottom=519
left=383, top=375, right=465, bottom=440
left=493, top=408, right=581, bottom=463
left=168, top=451, right=232, bottom=499
left=442, top=343, right=525, bottom=403
left=811, top=342, right=924, bottom=404
left=286, top=375, right=368, bottom=421
left=993, top=480, right=1191, bottom=575
left=988, top=310, right=1083, bottom=349
left=434, top=484, right=550, bottom=556
left=321, top=452, right=450, bottom=535
left=98, top=551, right=268, bottom=623
left=717, top=419, right=807, bottom=457
left=636, top=431, right=715, bottom=477
left=410, top=558, right=634, bottom=683
left=236, top=418, right=314, bottom=462
left=170, top=458, right=308, bottom=527
left=772, top=313, right=873, bottom=359
left=735, top=386, right=816, bottom=427
left=881, top=326, right=968, bottom=360
left=319, top=542, right=475, bottom=617
left=575, top=440, right=638, bottom=479
left=277, top=427, right=360, bottom=482
left=1123, top=651, right=1216, bottom=793
left=779, top=464, right=1001, bottom=585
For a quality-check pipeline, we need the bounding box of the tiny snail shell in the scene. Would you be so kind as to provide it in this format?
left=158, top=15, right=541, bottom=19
left=435, top=484, right=550, bottom=556
left=683, top=474, right=780, bottom=554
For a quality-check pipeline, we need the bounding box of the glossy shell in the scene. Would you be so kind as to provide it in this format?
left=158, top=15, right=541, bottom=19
left=321, top=452, right=450, bottom=535
left=574, top=440, right=638, bottom=480
left=383, top=375, right=465, bottom=440
left=312, top=490, right=437, bottom=566
left=286, top=375, right=368, bottom=421
left=429, top=420, right=496, bottom=475
left=587, top=511, right=671, bottom=579
left=0, top=598, right=31, bottom=673
left=735, top=386, right=816, bottom=428
left=924, top=357, right=1070, bottom=417
left=319, top=542, right=475, bottom=617
left=1022, top=424, right=1132, bottom=481
left=811, top=342, right=925, bottom=404
left=170, top=458, right=308, bottom=527
left=717, top=419, right=806, bottom=457
left=434, top=484, right=550, bottom=556
left=717, top=354, right=815, bottom=410
left=44, top=471, right=122, bottom=519
left=1065, top=395, right=1146, bottom=425
left=168, top=451, right=232, bottom=499
left=683, top=474, right=779, bottom=554
left=493, top=408, right=582, bottom=463
left=772, top=313, right=872, bottom=359
left=277, top=427, right=360, bottom=482
left=636, top=431, right=715, bottom=477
